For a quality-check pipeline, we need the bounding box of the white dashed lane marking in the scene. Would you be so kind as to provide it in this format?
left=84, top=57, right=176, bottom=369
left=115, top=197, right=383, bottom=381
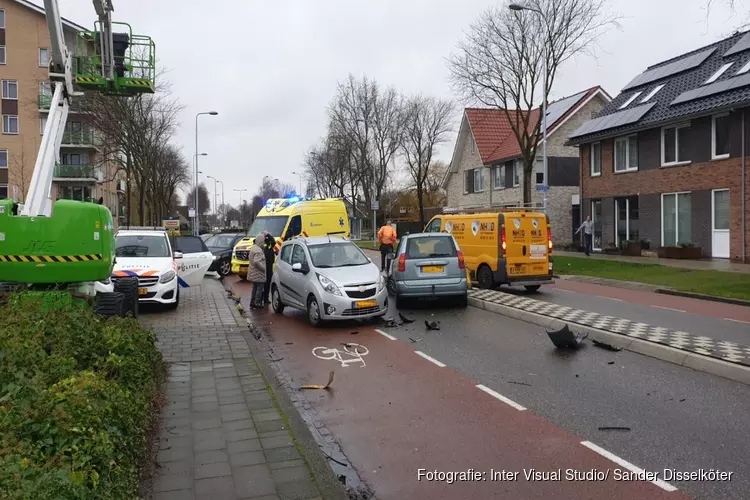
left=725, top=318, right=750, bottom=325
left=414, top=351, right=446, bottom=368
left=475, top=384, right=527, bottom=411
left=580, top=441, right=677, bottom=492
left=651, top=305, right=686, bottom=313
left=375, top=328, right=397, bottom=340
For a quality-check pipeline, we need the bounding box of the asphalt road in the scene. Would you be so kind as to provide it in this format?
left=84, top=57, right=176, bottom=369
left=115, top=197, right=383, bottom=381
left=227, top=274, right=749, bottom=500
left=517, top=282, right=750, bottom=345
left=387, top=301, right=750, bottom=500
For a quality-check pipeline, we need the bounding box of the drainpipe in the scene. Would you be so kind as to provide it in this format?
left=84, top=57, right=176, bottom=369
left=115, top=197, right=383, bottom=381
left=743, top=109, right=747, bottom=263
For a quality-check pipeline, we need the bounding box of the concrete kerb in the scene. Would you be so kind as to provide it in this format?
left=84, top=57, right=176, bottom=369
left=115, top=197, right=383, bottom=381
left=655, top=288, right=750, bottom=308
left=219, top=282, right=352, bottom=500
left=468, top=296, right=750, bottom=386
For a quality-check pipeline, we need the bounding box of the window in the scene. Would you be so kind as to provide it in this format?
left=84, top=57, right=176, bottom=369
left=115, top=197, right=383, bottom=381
left=0, top=9, right=4, bottom=29
left=492, top=165, right=505, bottom=189
left=248, top=215, right=289, bottom=237
left=40, top=81, right=51, bottom=96
left=590, top=142, right=601, bottom=176
left=470, top=138, right=475, bottom=154
left=2, top=80, right=18, bottom=99
left=535, top=159, right=544, bottom=184
left=618, top=91, right=642, bottom=109
left=0, top=149, right=7, bottom=169
left=0, top=184, right=7, bottom=200
left=291, top=244, right=307, bottom=265
left=2, top=115, right=18, bottom=134
left=661, top=123, right=690, bottom=165
left=39, top=48, right=50, bottom=68
left=464, top=168, right=484, bottom=193
left=285, top=215, right=302, bottom=238
left=172, top=236, right=209, bottom=254
left=661, top=192, right=692, bottom=246
left=0, top=47, right=5, bottom=65
left=615, top=196, right=639, bottom=245
left=406, top=236, right=457, bottom=259
left=280, top=244, right=293, bottom=263
left=704, top=62, right=734, bottom=84
left=713, top=189, right=729, bottom=231
left=640, top=84, right=665, bottom=103
left=614, top=135, right=638, bottom=172
left=115, top=234, right=170, bottom=258
left=737, top=59, right=750, bottom=75
left=40, top=116, right=47, bottom=134
left=309, top=242, right=368, bottom=267
left=513, top=161, right=520, bottom=186
left=712, top=113, right=730, bottom=159
left=426, top=218, right=442, bottom=232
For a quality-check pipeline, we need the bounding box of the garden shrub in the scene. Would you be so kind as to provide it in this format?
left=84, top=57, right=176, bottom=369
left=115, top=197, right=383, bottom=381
left=0, top=293, right=165, bottom=499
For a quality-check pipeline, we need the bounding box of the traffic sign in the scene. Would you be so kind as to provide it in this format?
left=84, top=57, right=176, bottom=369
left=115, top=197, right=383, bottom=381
left=536, top=185, right=549, bottom=192
left=371, top=200, right=379, bottom=210
left=188, top=208, right=196, bottom=217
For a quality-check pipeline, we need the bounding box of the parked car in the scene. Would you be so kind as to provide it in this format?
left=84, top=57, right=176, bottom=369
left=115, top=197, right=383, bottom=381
left=388, top=232, right=468, bottom=308
left=205, top=232, right=245, bottom=276
left=271, top=236, right=388, bottom=327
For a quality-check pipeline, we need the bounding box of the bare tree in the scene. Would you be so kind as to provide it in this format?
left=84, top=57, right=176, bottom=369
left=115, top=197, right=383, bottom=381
left=401, top=96, right=454, bottom=226
left=448, top=0, right=618, bottom=204
left=186, top=184, right=211, bottom=217
left=151, top=144, right=190, bottom=221
left=9, top=144, right=30, bottom=201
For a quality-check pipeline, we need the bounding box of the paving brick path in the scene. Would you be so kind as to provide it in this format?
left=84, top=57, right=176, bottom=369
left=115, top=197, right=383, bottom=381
left=139, top=278, right=323, bottom=500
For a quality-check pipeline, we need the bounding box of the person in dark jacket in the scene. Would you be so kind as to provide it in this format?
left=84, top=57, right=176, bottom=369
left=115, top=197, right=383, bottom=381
left=262, top=232, right=276, bottom=305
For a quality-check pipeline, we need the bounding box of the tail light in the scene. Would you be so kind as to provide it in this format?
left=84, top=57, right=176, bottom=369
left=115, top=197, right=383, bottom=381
left=397, top=253, right=406, bottom=272
left=501, top=228, right=507, bottom=256
left=547, top=227, right=553, bottom=252
left=457, top=250, right=465, bottom=270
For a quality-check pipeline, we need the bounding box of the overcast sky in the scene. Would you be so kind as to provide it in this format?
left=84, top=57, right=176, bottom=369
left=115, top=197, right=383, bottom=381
left=56, top=0, right=747, bottom=208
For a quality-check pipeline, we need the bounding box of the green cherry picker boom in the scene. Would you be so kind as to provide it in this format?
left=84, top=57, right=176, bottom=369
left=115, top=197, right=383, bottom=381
left=0, top=0, right=155, bottom=316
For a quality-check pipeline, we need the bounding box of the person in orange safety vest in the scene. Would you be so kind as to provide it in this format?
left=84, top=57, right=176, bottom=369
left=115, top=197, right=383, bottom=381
left=377, top=220, right=398, bottom=272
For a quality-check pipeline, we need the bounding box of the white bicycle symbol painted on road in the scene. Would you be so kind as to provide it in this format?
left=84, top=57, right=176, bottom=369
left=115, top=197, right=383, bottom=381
left=312, top=344, right=369, bottom=367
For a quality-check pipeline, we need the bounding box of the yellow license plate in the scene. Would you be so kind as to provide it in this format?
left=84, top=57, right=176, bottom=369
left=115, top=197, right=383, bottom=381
left=138, top=288, right=148, bottom=295
left=422, top=266, right=444, bottom=273
left=509, top=266, right=525, bottom=275
left=355, top=300, right=377, bottom=309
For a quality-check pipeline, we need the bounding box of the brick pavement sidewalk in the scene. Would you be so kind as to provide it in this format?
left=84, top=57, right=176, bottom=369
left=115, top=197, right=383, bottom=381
left=139, top=278, right=326, bottom=500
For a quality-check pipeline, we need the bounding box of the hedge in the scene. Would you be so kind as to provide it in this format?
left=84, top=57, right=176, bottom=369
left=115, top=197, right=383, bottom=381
left=0, top=292, right=165, bottom=499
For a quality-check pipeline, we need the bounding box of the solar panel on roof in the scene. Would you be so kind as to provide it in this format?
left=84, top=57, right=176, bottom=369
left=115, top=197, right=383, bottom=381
left=723, top=32, right=750, bottom=58
left=544, top=90, right=587, bottom=126
left=670, top=72, right=750, bottom=105
left=622, top=48, right=716, bottom=91
left=569, top=102, right=655, bottom=138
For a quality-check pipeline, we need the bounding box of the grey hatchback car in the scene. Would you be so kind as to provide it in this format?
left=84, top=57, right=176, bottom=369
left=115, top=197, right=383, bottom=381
left=388, top=232, right=468, bottom=308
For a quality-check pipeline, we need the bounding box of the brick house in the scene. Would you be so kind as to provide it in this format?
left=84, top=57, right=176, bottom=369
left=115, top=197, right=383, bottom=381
left=568, top=30, right=750, bottom=262
left=0, top=0, right=126, bottom=225
left=441, top=86, right=611, bottom=245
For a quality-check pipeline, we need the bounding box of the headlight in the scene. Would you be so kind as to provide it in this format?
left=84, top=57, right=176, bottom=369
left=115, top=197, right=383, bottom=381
left=160, top=270, right=176, bottom=283
left=316, top=273, right=341, bottom=296
left=213, top=255, right=217, bottom=261
left=377, top=274, right=385, bottom=290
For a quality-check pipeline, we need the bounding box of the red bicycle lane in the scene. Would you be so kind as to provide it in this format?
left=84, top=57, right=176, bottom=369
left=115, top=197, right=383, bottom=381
left=550, top=279, right=750, bottom=323
left=241, top=305, right=688, bottom=499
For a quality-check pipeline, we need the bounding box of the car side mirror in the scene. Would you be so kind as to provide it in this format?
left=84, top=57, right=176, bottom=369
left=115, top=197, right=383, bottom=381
left=174, top=252, right=183, bottom=259
left=292, top=262, right=303, bottom=272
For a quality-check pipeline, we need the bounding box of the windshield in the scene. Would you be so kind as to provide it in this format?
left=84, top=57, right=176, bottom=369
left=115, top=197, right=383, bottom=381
left=205, top=234, right=237, bottom=248
left=248, top=216, right=288, bottom=238
left=308, top=242, right=369, bottom=268
left=115, top=234, right=170, bottom=258
left=406, top=236, right=457, bottom=259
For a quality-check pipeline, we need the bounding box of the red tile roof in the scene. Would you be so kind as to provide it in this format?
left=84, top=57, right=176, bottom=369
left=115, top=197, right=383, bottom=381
left=465, top=86, right=605, bottom=164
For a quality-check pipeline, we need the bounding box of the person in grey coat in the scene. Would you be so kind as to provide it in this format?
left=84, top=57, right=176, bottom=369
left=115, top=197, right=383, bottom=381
left=247, top=235, right=267, bottom=308
left=575, top=216, right=594, bottom=256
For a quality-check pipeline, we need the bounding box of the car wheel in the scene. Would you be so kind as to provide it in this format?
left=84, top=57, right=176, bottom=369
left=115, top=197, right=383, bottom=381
left=272, top=285, right=285, bottom=314
left=166, top=287, right=180, bottom=310
left=456, top=294, right=468, bottom=308
left=476, top=265, right=495, bottom=290
left=219, top=259, right=232, bottom=277
left=524, top=285, right=541, bottom=293
left=95, top=291, right=125, bottom=318
left=307, top=295, right=322, bottom=327
left=114, top=276, right=139, bottom=318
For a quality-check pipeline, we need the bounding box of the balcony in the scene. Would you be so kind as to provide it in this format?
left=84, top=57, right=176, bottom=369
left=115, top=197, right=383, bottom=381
left=38, top=94, right=82, bottom=113
left=61, top=130, right=97, bottom=148
left=53, top=164, right=101, bottom=182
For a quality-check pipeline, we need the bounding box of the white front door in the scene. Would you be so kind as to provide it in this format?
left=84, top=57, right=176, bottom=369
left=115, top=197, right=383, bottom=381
left=591, top=200, right=602, bottom=251
left=173, top=236, right=214, bottom=287
left=712, top=189, right=730, bottom=259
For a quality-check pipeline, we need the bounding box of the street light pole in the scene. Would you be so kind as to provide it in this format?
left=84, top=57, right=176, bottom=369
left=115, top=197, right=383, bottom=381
left=234, top=188, right=247, bottom=228
left=195, top=111, right=218, bottom=235
left=207, top=175, right=218, bottom=229
left=509, top=3, right=549, bottom=213
left=217, top=180, right=225, bottom=226
left=291, top=171, right=303, bottom=196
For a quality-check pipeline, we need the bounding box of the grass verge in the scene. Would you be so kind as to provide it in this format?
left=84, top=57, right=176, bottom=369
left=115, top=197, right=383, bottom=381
left=554, top=256, right=750, bottom=301
left=0, top=292, right=166, bottom=499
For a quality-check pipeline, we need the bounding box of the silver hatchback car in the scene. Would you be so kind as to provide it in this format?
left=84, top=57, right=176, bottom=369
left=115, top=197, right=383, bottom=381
left=388, top=232, right=468, bottom=308
left=271, top=236, right=388, bottom=327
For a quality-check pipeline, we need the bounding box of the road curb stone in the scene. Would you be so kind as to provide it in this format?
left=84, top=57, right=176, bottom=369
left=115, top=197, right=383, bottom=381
left=468, top=295, right=750, bottom=386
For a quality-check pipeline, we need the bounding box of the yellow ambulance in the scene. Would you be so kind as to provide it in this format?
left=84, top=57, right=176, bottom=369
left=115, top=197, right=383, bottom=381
left=231, top=197, right=350, bottom=280
left=424, top=209, right=554, bottom=291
